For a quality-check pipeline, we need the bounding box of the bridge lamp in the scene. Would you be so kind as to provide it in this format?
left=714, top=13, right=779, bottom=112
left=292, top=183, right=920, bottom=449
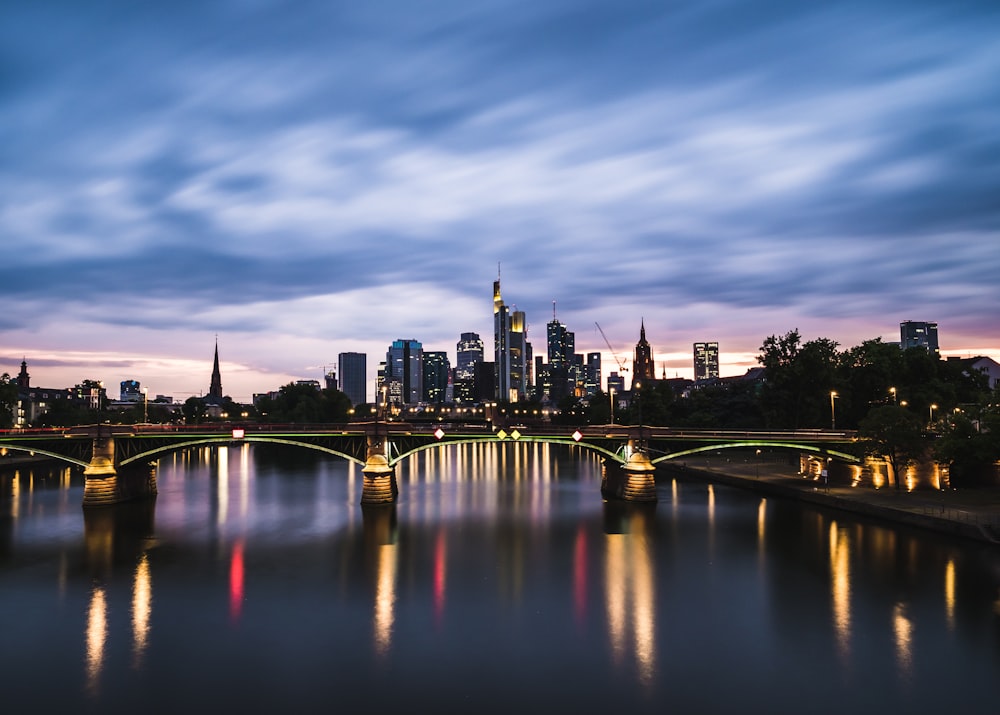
left=829, top=391, right=838, bottom=430
left=929, top=404, right=938, bottom=423
left=889, top=387, right=897, bottom=405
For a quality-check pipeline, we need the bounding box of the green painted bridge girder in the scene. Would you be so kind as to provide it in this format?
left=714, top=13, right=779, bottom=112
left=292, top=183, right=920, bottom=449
left=1, top=427, right=859, bottom=470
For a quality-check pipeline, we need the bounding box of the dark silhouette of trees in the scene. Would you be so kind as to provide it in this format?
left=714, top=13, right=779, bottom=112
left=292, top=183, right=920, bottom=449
left=255, top=383, right=351, bottom=424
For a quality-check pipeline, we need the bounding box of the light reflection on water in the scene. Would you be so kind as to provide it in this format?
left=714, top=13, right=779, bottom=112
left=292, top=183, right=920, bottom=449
left=1, top=445, right=999, bottom=714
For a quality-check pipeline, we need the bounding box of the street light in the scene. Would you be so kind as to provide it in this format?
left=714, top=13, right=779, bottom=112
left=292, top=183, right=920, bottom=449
left=830, top=391, right=838, bottom=430
left=755, top=448, right=761, bottom=479
left=929, top=403, right=938, bottom=424
left=889, top=386, right=897, bottom=405
left=609, top=387, right=616, bottom=424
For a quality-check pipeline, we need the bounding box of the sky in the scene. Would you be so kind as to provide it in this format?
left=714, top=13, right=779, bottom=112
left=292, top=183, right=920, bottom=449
left=2, top=0, right=999, bottom=403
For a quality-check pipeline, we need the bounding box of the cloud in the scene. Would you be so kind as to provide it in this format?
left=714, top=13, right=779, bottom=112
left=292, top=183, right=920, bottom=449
left=2, top=0, right=998, bottom=395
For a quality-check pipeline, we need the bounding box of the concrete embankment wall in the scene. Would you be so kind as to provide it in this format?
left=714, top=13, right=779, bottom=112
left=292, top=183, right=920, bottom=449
left=659, top=462, right=999, bottom=547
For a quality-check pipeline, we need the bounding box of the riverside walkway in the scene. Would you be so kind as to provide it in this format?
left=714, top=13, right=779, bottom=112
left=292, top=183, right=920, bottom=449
left=666, top=455, right=1000, bottom=547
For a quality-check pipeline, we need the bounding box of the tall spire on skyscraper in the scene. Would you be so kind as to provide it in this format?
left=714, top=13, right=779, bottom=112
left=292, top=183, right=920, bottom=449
left=209, top=337, right=223, bottom=401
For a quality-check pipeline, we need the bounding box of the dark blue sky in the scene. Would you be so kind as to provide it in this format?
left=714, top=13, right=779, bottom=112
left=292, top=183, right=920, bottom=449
left=2, top=0, right=998, bottom=400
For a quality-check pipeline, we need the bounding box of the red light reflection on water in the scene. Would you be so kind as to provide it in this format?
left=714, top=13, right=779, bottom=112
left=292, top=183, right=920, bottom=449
left=574, top=526, right=588, bottom=625
left=230, top=541, right=245, bottom=624
left=433, top=531, right=446, bottom=627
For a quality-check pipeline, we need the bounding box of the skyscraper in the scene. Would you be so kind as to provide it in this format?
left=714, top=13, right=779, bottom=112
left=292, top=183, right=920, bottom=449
left=509, top=309, right=527, bottom=401
left=386, top=339, right=423, bottom=404
left=422, top=351, right=450, bottom=403
left=494, top=276, right=510, bottom=400
left=632, top=321, right=655, bottom=388
left=585, top=352, right=602, bottom=395
left=547, top=315, right=571, bottom=366
left=693, top=342, right=720, bottom=381
left=120, top=380, right=141, bottom=402
left=900, top=321, right=939, bottom=353
left=455, top=332, right=484, bottom=380
left=338, top=352, right=367, bottom=406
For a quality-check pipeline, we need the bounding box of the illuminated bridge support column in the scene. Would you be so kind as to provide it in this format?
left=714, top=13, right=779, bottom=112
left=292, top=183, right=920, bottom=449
left=82, top=436, right=158, bottom=507
left=361, top=437, right=398, bottom=505
left=622, top=444, right=657, bottom=502
left=602, top=440, right=657, bottom=503
left=82, top=435, right=120, bottom=507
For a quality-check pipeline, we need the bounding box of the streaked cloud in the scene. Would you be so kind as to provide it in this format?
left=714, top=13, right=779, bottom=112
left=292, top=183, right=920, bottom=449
left=2, top=0, right=998, bottom=399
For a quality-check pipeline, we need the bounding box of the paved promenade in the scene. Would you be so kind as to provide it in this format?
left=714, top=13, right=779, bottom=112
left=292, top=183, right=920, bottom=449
left=664, top=456, right=1000, bottom=547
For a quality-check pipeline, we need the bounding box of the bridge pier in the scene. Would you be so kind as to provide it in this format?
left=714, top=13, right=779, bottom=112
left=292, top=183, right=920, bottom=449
left=602, top=441, right=657, bottom=503
left=82, top=435, right=157, bottom=507
left=361, top=437, right=398, bottom=505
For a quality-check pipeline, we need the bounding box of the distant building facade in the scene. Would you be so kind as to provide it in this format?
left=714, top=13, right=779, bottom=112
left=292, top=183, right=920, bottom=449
left=386, top=339, right=423, bottom=405
left=455, top=332, right=484, bottom=380
left=585, top=352, right=602, bottom=396
left=494, top=278, right=511, bottom=400
left=120, top=379, right=142, bottom=402
left=693, top=342, right=720, bottom=381
left=338, top=352, right=367, bottom=406
left=422, top=351, right=451, bottom=403
left=900, top=321, right=939, bottom=353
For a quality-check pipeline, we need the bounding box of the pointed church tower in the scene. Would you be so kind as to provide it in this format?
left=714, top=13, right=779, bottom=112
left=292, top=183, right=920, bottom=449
left=632, top=320, right=655, bottom=389
left=16, top=358, right=30, bottom=390
left=209, top=339, right=223, bottom=401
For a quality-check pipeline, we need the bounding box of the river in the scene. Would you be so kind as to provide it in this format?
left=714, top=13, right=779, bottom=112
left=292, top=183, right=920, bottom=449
left=1, top=442, right=998, bottom=714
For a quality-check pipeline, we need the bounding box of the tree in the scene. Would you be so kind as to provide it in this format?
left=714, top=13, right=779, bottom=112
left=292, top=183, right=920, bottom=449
left=182, top=396, right=208, bottom=425
left=255, top=383, right=352, bottom=424
left=0, top=373, right=18, bottom=428
left=584, top=390, right=612, bottom=425
left=758, top=330, right=839, bottom=428
left=858, top=406, right=927, bottom=490
left=934, top=409, right=1000, bottom=486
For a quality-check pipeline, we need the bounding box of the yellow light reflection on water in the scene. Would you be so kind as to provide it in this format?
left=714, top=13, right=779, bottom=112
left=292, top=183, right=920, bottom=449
left=603, top=512, right=656, bottom=687
left=374, top=544, right=398, bottom=658
left=239, top=443, right=250, bottom=518
left=86, top=586, right=107, bottom=695
left=757, top=499, right=767, bottom=544
left=605, top=534, right=626, bottom=665
left=132, top=553, right=152, bottom=669
left=944, top=559, right=956, bottom=631
left=893, top=602, right=913, bottom=682
left=829, top=521, right=851, bottom=662
left=10, top=470, right=19, bottom=519
left=217, top=446, right=229, bottom=526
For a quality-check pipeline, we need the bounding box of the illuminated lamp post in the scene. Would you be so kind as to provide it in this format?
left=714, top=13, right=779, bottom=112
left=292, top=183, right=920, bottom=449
left=929, top=403, right=937, bottom=425
left=889, top=386, right=897, bottom=405
left=609, top=387, right=616, bottom=424
left=830, top=391, right=838, bottom=430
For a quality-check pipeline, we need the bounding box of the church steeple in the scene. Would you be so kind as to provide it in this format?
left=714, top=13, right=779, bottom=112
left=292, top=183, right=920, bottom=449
left=632, top=320, right=655, bottom=388
left=16, top=358, right=29, bottom=390
left=209, top=339, right=223, bottom=401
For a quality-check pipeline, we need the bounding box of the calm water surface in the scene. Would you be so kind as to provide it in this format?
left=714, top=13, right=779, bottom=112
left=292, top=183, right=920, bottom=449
left=2, top=443, right=999, bottom=714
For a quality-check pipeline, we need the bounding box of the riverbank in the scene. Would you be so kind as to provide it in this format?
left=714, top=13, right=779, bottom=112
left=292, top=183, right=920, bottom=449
left=662, top=455, right=1000, bottom=547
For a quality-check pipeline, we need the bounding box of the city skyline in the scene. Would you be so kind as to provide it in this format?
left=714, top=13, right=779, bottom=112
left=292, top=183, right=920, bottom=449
left=3, top=1, right=998, bottom=401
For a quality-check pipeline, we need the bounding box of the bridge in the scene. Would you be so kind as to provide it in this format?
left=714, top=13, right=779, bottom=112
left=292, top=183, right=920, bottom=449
left=0, top=422, right=859, bottom=506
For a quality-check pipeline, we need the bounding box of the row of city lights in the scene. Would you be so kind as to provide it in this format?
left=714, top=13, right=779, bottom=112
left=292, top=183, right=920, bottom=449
left=828, top=386, right=954, bottom=429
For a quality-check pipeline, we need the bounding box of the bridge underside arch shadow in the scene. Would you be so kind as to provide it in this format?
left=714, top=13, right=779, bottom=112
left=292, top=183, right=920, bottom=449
left=648, top=440, right=861, bottom=465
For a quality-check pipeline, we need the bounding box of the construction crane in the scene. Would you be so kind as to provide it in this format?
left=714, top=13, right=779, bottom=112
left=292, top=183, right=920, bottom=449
left=595, top=322, right=628, bottom=374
